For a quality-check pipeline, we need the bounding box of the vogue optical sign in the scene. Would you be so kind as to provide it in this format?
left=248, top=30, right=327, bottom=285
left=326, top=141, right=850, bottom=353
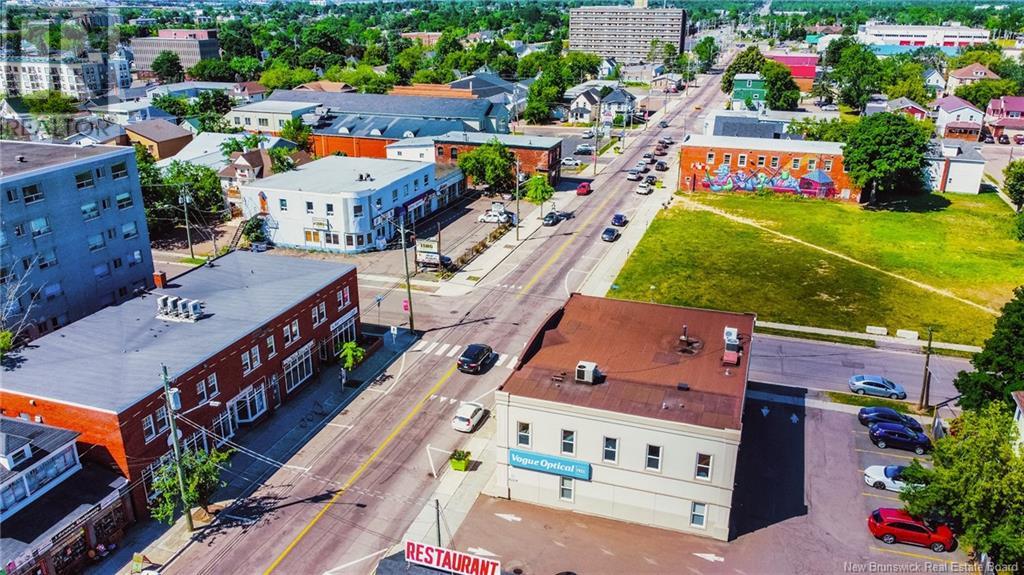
left=404, top=541, right=501, bottom=575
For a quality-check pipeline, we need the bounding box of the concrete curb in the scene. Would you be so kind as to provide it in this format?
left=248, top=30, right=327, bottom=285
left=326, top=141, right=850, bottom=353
left=756, top=321, right=982, bottom=353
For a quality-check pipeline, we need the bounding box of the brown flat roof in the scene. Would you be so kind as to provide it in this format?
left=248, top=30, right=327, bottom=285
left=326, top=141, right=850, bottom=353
left=501, top=294, right=756, bottom=430
left=0, top=141, right=130, bottom=177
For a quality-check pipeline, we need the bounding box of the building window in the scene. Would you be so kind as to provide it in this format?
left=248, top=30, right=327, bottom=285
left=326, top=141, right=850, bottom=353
left=266, top=335, right=277, bottom=358
left=142, top=415, right=156, bottom=441
left=517, top=422, right=531, bottom=447
left=823, top=159, right=833, bottom=171
left=696, top=453, right=712, bottom=480
left=304, top=229, right=320, bottom=243
left=326, top=203, right=334, bottom=216
left=234, top=117, right=241, bottom=125
left=116, top=192, right=133, bottom=209
left=6, top=188, right=19, bottom=202
left=807, top=159, right=817, bottom=171
left=129, top=250, right=144, bottom=266
left=757, top=155, right=766, bottom=167
left=738, top=154, right=747, bottom=167
left=290, top=319, right=300, bottom=343
left=101, top=197, right=111, bottom=209
left=312, top=304, right=322, bottom=325
left=791, top=158, right=800, bottom=170
left=29, top=217, right=51, bottom=237
left=325, top=232, right=340, bottom=245
left=770, top=157, right=779, bottom=168
left=93, top=262, right=110, bottom=279
left=155, top=406, right=169, bottom=433
left=23, top=185, right=43, bottom=204
left=122, top=222, right=138, bottom=239
left=690, top=502, right=707, bottom=528
left=81, top=202, right=100, bottom=220
left=436, top=146, right=444, bottom=157
left=235, top=382, right=267, bottom=423
left=88, top=233, right=105, bottom=251
left=451, top=147, right=458, bottom=159
left=241, top=351, right=252, bottom=373
left=75, top=171, right=94, bottom=189
left=279, top=199, right=288, bottom=211
left=111, top=161, right=129, bottom=179
left=706, top=152, right=715, bottom=164
left=723, top=153, right=732, bottom=165
left=112, top=257, right=122, bottom=269
left=250, top=345, right=261, bottom=368
left=38, top=250, right=58, bottom=269
left=353, top=204, right=363, bottom=217
left=306, top=201, right=314, bottom=214
left=207, top=373, right=219, bottom=398
left=258, top=118, right=269, bottom=127
left=337, top=286, right=351, bottom=310
left=392, top=189, right=398, bottom=201
left=284, top=343, right=314, bottom=392
left=603, top=437, right=618, bottom=463
left=561, top=429, right=575, bottom=455
left=559, top=477, right=574, bottom=501
left=245, top=117, right=252, bottom=126
left=197, top=378, right=208, bottom=403
left=646, top=444, right=662, bottom=471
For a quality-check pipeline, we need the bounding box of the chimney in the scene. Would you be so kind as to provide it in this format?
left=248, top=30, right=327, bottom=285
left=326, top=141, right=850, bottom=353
left=153, top=271, right=167, bottom=289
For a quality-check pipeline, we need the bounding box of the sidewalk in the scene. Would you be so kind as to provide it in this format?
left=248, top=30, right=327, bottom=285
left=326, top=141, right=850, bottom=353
left=756, top=320, right=982, bottom=353
left=87, top=329, right=419, bottom=575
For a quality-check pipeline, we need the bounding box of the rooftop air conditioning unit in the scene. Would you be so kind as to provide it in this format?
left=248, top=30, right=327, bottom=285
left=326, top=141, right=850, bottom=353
left=165, top=296, right=180, bottom=315
left=575, top=361, right=598, bottom=384
left=188, top=300, right=203, bottom=320
left=722, top=327, right=741, bottom=366
left=157, top=295, right=170, bottom=314
left=176, top=298, right=190, bottom=317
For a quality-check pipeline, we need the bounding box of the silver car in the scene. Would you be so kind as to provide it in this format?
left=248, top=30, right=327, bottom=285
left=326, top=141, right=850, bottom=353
left=848, top=375, right=906, bottom=399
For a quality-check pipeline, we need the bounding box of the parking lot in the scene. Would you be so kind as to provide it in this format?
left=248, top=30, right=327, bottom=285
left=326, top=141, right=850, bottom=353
left=450, top=383, right=969, bottom=574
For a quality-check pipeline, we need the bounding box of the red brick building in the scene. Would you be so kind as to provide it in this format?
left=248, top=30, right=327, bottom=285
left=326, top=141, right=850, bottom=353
left=678, top=134, right=860, bottom=201
left=387, top=131, right=563, bottom=184
left=0, top=251, right=362, bottom=517
left=765, top=53, right=819, bottom=92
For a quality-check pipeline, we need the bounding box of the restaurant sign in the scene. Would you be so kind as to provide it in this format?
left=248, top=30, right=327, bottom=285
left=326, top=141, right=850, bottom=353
left=404, top=540, right=501, bottom=575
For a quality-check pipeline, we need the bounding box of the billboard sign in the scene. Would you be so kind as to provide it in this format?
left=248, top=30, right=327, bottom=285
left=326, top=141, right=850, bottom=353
left=404, top=541, right=501, bottom=575
left=509, top=448, right=591, bottom=480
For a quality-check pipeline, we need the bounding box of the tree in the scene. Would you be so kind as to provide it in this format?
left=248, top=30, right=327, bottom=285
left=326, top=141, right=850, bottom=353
left=722, top=46, right=766, bottom=94
left=1004, top=160, right=1024, bottom=212
left=220, top=133, right=268, bottom=158
left=761, top=60, right=800, bottom=111
left=151, top=94, right=190, bottom=119
left=843, top=113, right=931, bottom=202
left=134, top=144, right=175, bottom=234
left=886, top=76, right=930, bottom=105
left=195, top=90, right=234, bottom=116
left=259, top=65, right=317, bottom=91
left=23, top=90, right=78, bottom=115
left=229, top=56, right=263, bottom=81
left=240, top=216, right=267, bottom=243
left=955, top=79, right=1021, bottom=109
left=1, top=254, right=40, bottom=358
left=788, top=117, right=857, bottom=142
left=694, top=36, right=720, bottom=73
left=163, top=161, right=227, bottom=225
left=188, top=59, right=235, bottom=82
left=336, top=340, right=366, bottom=370
left=833, top=44, right=882, bottom=111
left=823, top=35, right=857, bottom=68
left=810, top=78, right=836, bottom=104
left=149, top=448, right=232, bottom=524
left=456, top=138, right=515, bottom=194
left=268, top=147, right=297, bottom=173
left=152, top=51, right=184, bottom=83
left=523, top=175, right=555, bottom=205
left=953, top=286, right=1024, bottom=409
left=279, top=117, right=312, bottom=151
left=900, top=403, right=1024, bottom=566
left=563, top=51, right=601, bottom=85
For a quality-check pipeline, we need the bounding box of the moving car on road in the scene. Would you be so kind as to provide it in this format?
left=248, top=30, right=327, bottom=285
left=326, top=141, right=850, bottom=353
left=635, top=162, right=650, bottom=173
left=542, top=211, right=561, bottom=226
left=643, top=152, right=656, bottom=164
left=644, top=175, right=657, bottom=185
left=655, top=161, right=669, bottom=171
left=659, top=136, right=674, bottom=145
left=451, top=402, right=486, bottom=432
left=611, top=213, right=628, bottom=226
left=575, top=144, right=596, bottom=155
left=654, top=147, right=667, bottom=156
left=582, top=129, right=594, bottom=139
left=626, top=169, right=642, bottom=181
left=858, top=406, right=923, bottom=432
left=635, top=182, right=653, bottom=195
left=868, top=422, right=931, bottom=455
left=576, top=182, right=592, bottom=195
left=457, top=344, right=493, bottom=374
left=561, top=157, right=581, bottom=167
left=868, top=508, right=955, bottom=553
left=658, top=120, right=670, bottom=128
left=848, top=374, right=906, bottom=399
left=601, top=227, right=621, bottom=242
left=863, top=465, right=917, bottom=492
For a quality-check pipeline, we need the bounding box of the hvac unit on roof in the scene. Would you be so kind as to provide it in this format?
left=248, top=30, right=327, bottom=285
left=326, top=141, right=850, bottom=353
left=176, top=298, right=190, bottom=317
left=188, top=300, right=203, bottom=320
left=722, top=327, right=741, bottom=366
left=165, top=296, right=180, bottom=315
left=575, top=361, right=599, bottom=384
left=157, top=295, right=170, bottom=314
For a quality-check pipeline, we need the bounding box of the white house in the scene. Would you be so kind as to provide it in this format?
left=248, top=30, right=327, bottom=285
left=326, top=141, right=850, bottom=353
left=488, top=294, right=756, bottom=542
left=226, top=100, right=319, bottom=134
left=925, top=139, right=986, bottom=195
left=932, top=95, right=984, bottom=140
left=923, top=68, right=946, bottom=93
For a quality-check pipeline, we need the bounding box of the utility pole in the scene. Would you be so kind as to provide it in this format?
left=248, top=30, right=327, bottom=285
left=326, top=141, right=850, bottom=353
left=918, top=328, right=933, bottom=411
left=399, top=212, right=415, bottom=331
left=593, top=100, right=601, bottom=177
left=162, top=364, right=194, bottom=532
left=179, top=188, right=195, bottom=259
left=515, top=160, right=521, bottom=241
left=435, top=499, right=442, bottom=547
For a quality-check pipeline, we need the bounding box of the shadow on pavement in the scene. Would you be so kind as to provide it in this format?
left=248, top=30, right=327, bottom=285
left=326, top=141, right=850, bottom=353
left=730, top=381, right=809, bottom=539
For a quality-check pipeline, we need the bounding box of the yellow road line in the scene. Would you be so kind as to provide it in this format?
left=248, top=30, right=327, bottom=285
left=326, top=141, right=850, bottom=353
left=862, top=491, right=902, bottom=501
left=263, top=364, right=458, bottom=574
left=869, top=546, right=955, bottom=565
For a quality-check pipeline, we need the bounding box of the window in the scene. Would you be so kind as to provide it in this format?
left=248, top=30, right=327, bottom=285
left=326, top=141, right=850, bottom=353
left=279, top=199, right=288, bottom=211
left=283, top=324, right=293, bottom=346
left=304, top=230, right=320, bottom=243
left=93, top=262, right=110, bottom=279
left=306, top=201, right=314, bottom=214
left=101, top=197, right=111, bottom=209
left=245, top=117, right=251, bottom=126
left=29, top=217, right=51, bottom=237
left=107, top=228, right=116, bottom=240
left=142, top=415, right=156, bottom=441
left=75, top=171, right=94, bottom=189
left=122, top=222, right=138, bottom=239
left=129, top=250, right=143, bottom=266
left=695, top=453, right=712, bottom=480
left=23, top=185, right=43, bottom=204
left=823, top=159, right=833, bottom=171
left=738, top=154, right=747, bottom=167
left=723, top=153, right=732, bottom=165
left=13, top=224, right=24, bottom=237
left=318, top=302, right=326, bottom=323
left=451, top=147, right=458, bottom=159
left=206, top=373, right=219, bottom=398
left=250, top=345, right=261, bottom=368
left=242, top=350, right=252, bottom=373
left=234, top=117, right=241, bottom=125
left=278, top=119, right=285, bottom=128
left=561, top=429, right=575, bottom=455
left=326, top=203, right=334, bottom=216
left=706, top=152, right=715, bottom=164
left=116, top=192, right=133, bottom=209
left=757, top=155, right=766, bottom=167
left=111, top=161, right=128, bottom=179
left=266, top=335, right=277, bottom=358
left=235, top=382, right=267, bottom=423
left=645, top=444, right=662, bottom=471
left=155, top=406, right=169, bottom=432
left=791, top=158, right=800, bottom=170
left=258, top=118, right=269, bottom=127
left=337, top=286, right=351, bottom=309
left=353, top=204, right=363, bottom=217
left=312, top=304, right=322, bottom=325
left=112, top=257, right=122, bottom=269
left=284, top=343, right=314, bottom=392
left=392, top=189, right=398, bottom=201
left=325, top=232, right=340, bottom=245
left=603, top=437, right=618, bottom=463
left=197, top=378, right=208, bottom=403
left=6, top=188, right=19, bottom=202
left=770, top=157, right=779, bottom=168
left=690, top=502, right=707, bottom=528
left=436, top=146, right=444, bottom=157
left=81, top=202, right=100, bottom=220
left=517, top=422, right=531, bottom=447
left=290, top=319, right=300, bottom=342
left=559, top=477, right=574, bottom=501
left=38, top=250, right=57, bottom=269
left=807, top=159, right=817, bottom=171
left=88, top=233, right=105, bottom=251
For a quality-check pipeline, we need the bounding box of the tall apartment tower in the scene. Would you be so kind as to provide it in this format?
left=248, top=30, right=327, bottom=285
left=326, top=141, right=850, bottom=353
left=569, top=1, right=687, bottom=63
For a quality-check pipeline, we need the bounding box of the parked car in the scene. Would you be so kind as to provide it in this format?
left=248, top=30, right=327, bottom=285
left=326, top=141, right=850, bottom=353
left=581, top=129, right=594, bottom=139
left=858, top=406, right=923, bottom=432
left=863, top=465, right=916, bottom=492
left=542, top=211, right=562, bottom=226
left=653, top=147, right=667, bottom=156
left=658, top=120, right=670, bottom=128
left=644, top=175, right=657, bottom=185
left=821, top=104, right=839, bottom=111
left=457, top=344, right=493, bottom=374
left=601, top=227, right=620, bottom=242
left=655, top=161, right=669, bottom=171
left=635, top=162, right=650, bottom=173
left=982, top=134, right=995, bottom=144
left=626, top=169, right=642, bottom=181
left=659, top=136, right=674, bottom=145
left=868, top=508, right=955, bottom=553
left=611, top=213, right=628, bottom=226
left=869, top=422, right=932, bottom=455
left=451, top=401, right=485, bottom=432
left=635, top=182, right=653, bottom=195
left=1015, top=134, right=1024, bottom=145
left=575, top=145, right=596, bottom=155
left=848, top=375, right=906, bottom=399
left=576, top=182, right=592, bottom=195
left=561, top=157, right=582, bottom=167
left=478, top=211, right=511, bottom=224
left=999, top=134, right=1011, bottom=145
left=643, top=152, right=656, bottom=164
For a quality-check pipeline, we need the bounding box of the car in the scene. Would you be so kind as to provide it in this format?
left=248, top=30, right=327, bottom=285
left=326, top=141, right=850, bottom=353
left=561, top=157, right=582, bottom=167
left=581, top=129, right=594, bottom=138
left=821, top=104, right=839, bottom=111
left=999, top=134, right=1011, bottom=145
left=658, top=120, right=670, bottom=128
left=1015, top=134, right=1024, bottom=145
left=457, top=344, right=493, bottom=374
left=478, top=211, right=511, bottom=224
left=653, top=147, right=667, bottom=156
left=848, top=375, right=907, bottom=399
left=574, top=145, right=596, bottom=155
left=868, top=508, right=955, bottom=553
left=659, top=137, right=674, bottom=145
left=635, top=182, right=653, bottom=195
left=626, top=169, right=642, bottom=181
left=611, top=213, right=628, bottom=226
left=576, top=182, right=592, bottom=195
left=635, top=161, right=650, bottom=173
left=982, top=134, right=995, bottom=144
left=863, top=465, right=917, bottom=492
left=601, top=227, right=620, bottom=242
left=542, top=211, right=561, bottom=226
left=644, top=175, right=657, bottom=185
left=858, top=406, right=923, bottom=432
left=655, top=160, right=669, bottom=171
left=869, top=422, right=932, bottom=455
left=451, top=401, right=486, bottom=432
left=644, top=153, right=657, bottom=164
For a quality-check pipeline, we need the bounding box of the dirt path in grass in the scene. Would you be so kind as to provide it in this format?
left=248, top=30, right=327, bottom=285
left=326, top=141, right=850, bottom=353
left=677, top=195, right=1000, bottom=316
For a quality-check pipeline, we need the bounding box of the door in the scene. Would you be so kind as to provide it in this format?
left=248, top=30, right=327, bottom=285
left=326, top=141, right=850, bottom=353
left=894, top=522, right=930, bottom=546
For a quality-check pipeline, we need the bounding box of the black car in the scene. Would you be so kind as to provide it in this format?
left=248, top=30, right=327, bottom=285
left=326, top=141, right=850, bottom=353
left=655, top=161, right=669, bottom=171
left=983, top=135, right=995, bottom=144
left=858, top=407, right=924, bottom=432
left=601, top=227, right=620, bottom=242
left=457, top=344, right=493, bottom=374
left=999, top=134, right=1011, bottom=144
left=658, top=120, right=669, bottom=128
left=542, top=211, right=561, bottom=226
left=869, top=423, right=932, bottom=455
left=644, top=175, right=657, bottom=185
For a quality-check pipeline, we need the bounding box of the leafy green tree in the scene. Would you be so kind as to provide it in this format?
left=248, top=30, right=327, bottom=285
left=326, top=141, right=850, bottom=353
left=23, top=90, right=77, bottom=115
left=163, top=161, right=227, bottom=224
left=337, top=340, right=366, bottom=370
left=900, top=403, right=1024, bottom=565
left=722, top=46, right=766, bottom=94
left=833, top=43, right=882, bottom=111
left=390, top=44, right=427, bottom=84
left=823, top=35, right=857, bottom=68
left=843, top=112, right=931, bottom=202
left=761, top=60, right=800, bottom=111
left=563, top=51, right=601, bottom=85
left=955, top=79, right=1021, bottom=109
left=229, top=56, right=263, bottom=81
left=196, top=90, right=234, bottom=116
left=457, top=138, right=515, bottom=194
left=694, top=36, right=720, bottom=73
left=240, top=216, right=267, bottom=243
left=517, top=52, right=553, bottom=79
left=149, top=448, right=232, bottom=524
left=152, top=51, right=185, bottom=83
left=0, top=331, right=13, bottom=360
left=949, top=48, right=1003, bottom=72
left=324, top=65, right=395, bottom=94
left=1004, top=160, right=1024, bottom=212
left=886, top=76, right=930, bottom=105
left=953, top=286, right=1024, bottom=409
left=788, top=117, right=857, bottom=142
left=151, top=94, right=191, bottom=119
left=810, top=78, right=835, bottom=104
left=188, top=59, right=235, bottom=82
left=134, top=144, right=175, bottom=234
left=279, top=117, right=312, bottom=151
left=434, top=29, right=464, bottom=61
left=220, top=133, right=268, bottom=158
left=523, top=175, right=554, bottom=205
left=259, top=65, right=317, bottom=91
left=268, top=147, right=297, bottom=173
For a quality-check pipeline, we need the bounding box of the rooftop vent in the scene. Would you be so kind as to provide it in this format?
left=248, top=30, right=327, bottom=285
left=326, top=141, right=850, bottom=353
left=575, top=361, right=601, bottom=385
left=156, top=296, right=205, bottom=323
left=678, top=323, right=703, bottom=355
left=677, top=382, right=690, bottom=391
left=722, top=326, right=741, bottom=366
left=15, top=155, right=26, bottom=163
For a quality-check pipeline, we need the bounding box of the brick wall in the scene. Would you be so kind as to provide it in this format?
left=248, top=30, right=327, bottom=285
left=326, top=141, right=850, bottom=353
left=435, top=142, right=562, bottom=184
left=312, top=135, right=394, bottom=159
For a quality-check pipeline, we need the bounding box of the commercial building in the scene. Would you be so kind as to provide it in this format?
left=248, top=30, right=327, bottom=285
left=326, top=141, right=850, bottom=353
left=731, top=73, right=766, bottom=110
left=488, top=294, right=756, bottom=541
left=0, top=142, right=153, bottom=337
left=0, top=250, right=361, bottom=517
left=925, top=139, right=985, bottom=195
left=679, top=134, right=859, bottom=201
left=569, top=4, right=687, bottom=64
left=946, top=63, right=999, bottom=94
left=386, top=131, right=563, bottom=184
left=310, top=114, right=471, bottom=159
left=0, top=54, right=107, bottom=99
left=241, top=156, right=464, bottom=253
left=932, top=95, right=984, bottom=141
left=702, top=109, right=841, bottom=137
left=765, top=53, right=818, bottom=92
left=0, top=417, right=132, bottom=575
left=124, top=119, right=193, bottom=160
left=130, top=29, right=221, bottom=73
left=226, top=100, right=319, bottom=135
left=859, top=22, right=990, bottom=47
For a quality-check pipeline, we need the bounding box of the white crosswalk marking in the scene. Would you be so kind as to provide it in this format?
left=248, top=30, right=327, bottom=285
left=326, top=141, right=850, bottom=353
left=435, top=343, right=450, bottom=356
left=423, top=342, right=439, bottom=354
left=447, top=346, right=461, bottom=357
left=494, top=354, right=508, bottom=367
left=412, top=340, right=427, bottom=352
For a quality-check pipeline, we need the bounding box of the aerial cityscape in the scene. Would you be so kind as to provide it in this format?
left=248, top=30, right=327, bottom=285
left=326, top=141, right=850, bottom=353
left=0, top=0, right=1022, bottom=574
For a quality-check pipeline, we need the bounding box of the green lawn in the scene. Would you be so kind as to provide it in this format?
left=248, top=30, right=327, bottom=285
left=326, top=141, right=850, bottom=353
left=608, top=198, right=1017, bottom=345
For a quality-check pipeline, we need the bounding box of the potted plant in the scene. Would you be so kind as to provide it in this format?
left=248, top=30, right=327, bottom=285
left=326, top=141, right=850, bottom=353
left=450, top=450, right=471, bottom=471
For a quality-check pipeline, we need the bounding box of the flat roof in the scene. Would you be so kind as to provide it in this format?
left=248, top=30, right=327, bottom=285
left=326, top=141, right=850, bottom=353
left=500, top=294, right=756, bottom=430
left=125, top=119, right=192, bottom=142
left=249, top=155, right=430, bottom=196
left=433, top=131, right=561, bottom=149
left=682, top=134, right=845, bottom=155
left=232, top=100, right=320, bottom=114
left=267, top=90, right=498, bottom=120
left=0, top=417, right=79, bottom=485
left=1, top=251, right=354, bottom=413
left=0, top=141, right=131, bottom=178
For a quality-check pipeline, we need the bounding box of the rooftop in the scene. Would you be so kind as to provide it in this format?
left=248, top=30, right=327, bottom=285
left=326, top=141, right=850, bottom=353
left=267, top=90, right=500, bottom=120
left=313, top=113, right=472, bottom=140
left=734, top=73, right=762, bottom=81
left=125, top=118, right=192, bottom=142
left=232, top=100, right=320, bottom=114
left=433, top=131, right=562, bottom=149
left=154, top=132, right=294, bottom=170
left=1, top=251, right=354, bottom=413
left=0, top=141, right=131, bottom=179
left=0, top=417, right=79, bottom=484
left=934, top=95, right=981, bottom=113
left=248, top=155, right=430, bottom=196
left=682, top=134, right=845, bottom=155
left=500, top=294, right=756, bottom=430
left=950, top=62, right=999, bottom=80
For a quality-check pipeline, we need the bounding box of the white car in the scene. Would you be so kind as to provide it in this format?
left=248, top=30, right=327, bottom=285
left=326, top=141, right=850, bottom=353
left=581, top=129, right=594, bottom=138
left=635, top=182, right=653, bottom=195
left=478, top=211, right=511, bottom=224
left=451, top=402, right=485, bottom=432
left=626, top=170, right=642, bottom=181
left=863, top=465, right=917, bottom=492
left=561, top=157, right=581, bottom=167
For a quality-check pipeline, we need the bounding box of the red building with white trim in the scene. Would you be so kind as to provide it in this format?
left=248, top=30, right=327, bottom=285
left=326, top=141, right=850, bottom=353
left=765, top=53, right=819, bottom=92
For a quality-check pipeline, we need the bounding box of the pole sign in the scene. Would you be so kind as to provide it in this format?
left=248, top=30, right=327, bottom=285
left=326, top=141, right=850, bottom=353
left=509, top=448, right=591, bottom=480
left=404, top=541, right=501, bottom=575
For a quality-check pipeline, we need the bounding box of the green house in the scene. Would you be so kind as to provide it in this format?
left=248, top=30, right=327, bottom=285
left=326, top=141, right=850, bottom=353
left=732, top=73, right=767, bottom=110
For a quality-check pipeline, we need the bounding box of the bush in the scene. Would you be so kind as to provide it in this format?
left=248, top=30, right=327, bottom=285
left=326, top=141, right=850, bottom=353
left=241, top=217, right=267, bottom=243
left=1015, top=212, right=1024, bottom=241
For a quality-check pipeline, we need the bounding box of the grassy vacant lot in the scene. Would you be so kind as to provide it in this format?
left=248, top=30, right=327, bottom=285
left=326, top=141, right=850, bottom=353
left=608, top=193, right=1024, bottom=345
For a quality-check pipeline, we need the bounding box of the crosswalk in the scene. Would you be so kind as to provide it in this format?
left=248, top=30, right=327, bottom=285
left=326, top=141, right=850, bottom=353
left=410, top=339, right=518, bottom=369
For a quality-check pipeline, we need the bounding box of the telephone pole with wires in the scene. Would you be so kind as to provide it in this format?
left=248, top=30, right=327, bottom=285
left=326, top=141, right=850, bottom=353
left=161, top=364, right=194, bottom=532
left=179, top=187, right=195, bottom=259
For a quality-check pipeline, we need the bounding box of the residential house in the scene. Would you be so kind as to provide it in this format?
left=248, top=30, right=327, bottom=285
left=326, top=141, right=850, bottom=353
left=932, top=95, right=984, bottom=140
left=652, top=74, right=684, bottom=92
left=619, top=62, right=664, bottom=84
left=946, top=63, right=1000, bottom=93
left=226, top=100, right=319, bottom=135
left=231, top=82, right=267, bottom=103
left=568, top=89, right=603, bottom=123
left=923, top=68, right=946, bottom=94
left=563, top=80, right=621, bottom=102
left=925, top=139, right=985, bottom=194
left=154, top=132, right=296, bottom=173
left=985, top=95, right=1024, bottom=121
left=885, top=97, right=929, bottom=119
left=599, top=57, right=618, bottom=79
left=732, top=73, right=767, bottom=110
left=124, top=119, right=193, bottom=160
left=600, top=87, right=637, bottom=119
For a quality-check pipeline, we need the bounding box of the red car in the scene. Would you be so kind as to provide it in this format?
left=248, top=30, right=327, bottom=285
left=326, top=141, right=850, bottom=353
left=576, top=182, right=592, bottom=195
left=653, top=147, right=667, bottom=156
left=868, top=508, right=955, bottom=553
left=1015, top=134, right=1024, bottom=145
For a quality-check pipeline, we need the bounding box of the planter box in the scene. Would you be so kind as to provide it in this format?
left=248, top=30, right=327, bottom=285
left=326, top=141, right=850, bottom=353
left=450, top=458, right=469, bottom=471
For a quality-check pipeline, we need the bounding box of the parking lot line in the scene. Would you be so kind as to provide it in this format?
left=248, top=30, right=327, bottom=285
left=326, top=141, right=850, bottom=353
left=854, top=448, right=925, bottom=461
left=869, top=546, right=955, bottom=566
left=862, top=491, right=902, bottom=502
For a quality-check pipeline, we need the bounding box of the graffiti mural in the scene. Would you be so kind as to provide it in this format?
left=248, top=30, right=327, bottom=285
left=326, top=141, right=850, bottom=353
left=690, top=159, right=840, bottom=199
